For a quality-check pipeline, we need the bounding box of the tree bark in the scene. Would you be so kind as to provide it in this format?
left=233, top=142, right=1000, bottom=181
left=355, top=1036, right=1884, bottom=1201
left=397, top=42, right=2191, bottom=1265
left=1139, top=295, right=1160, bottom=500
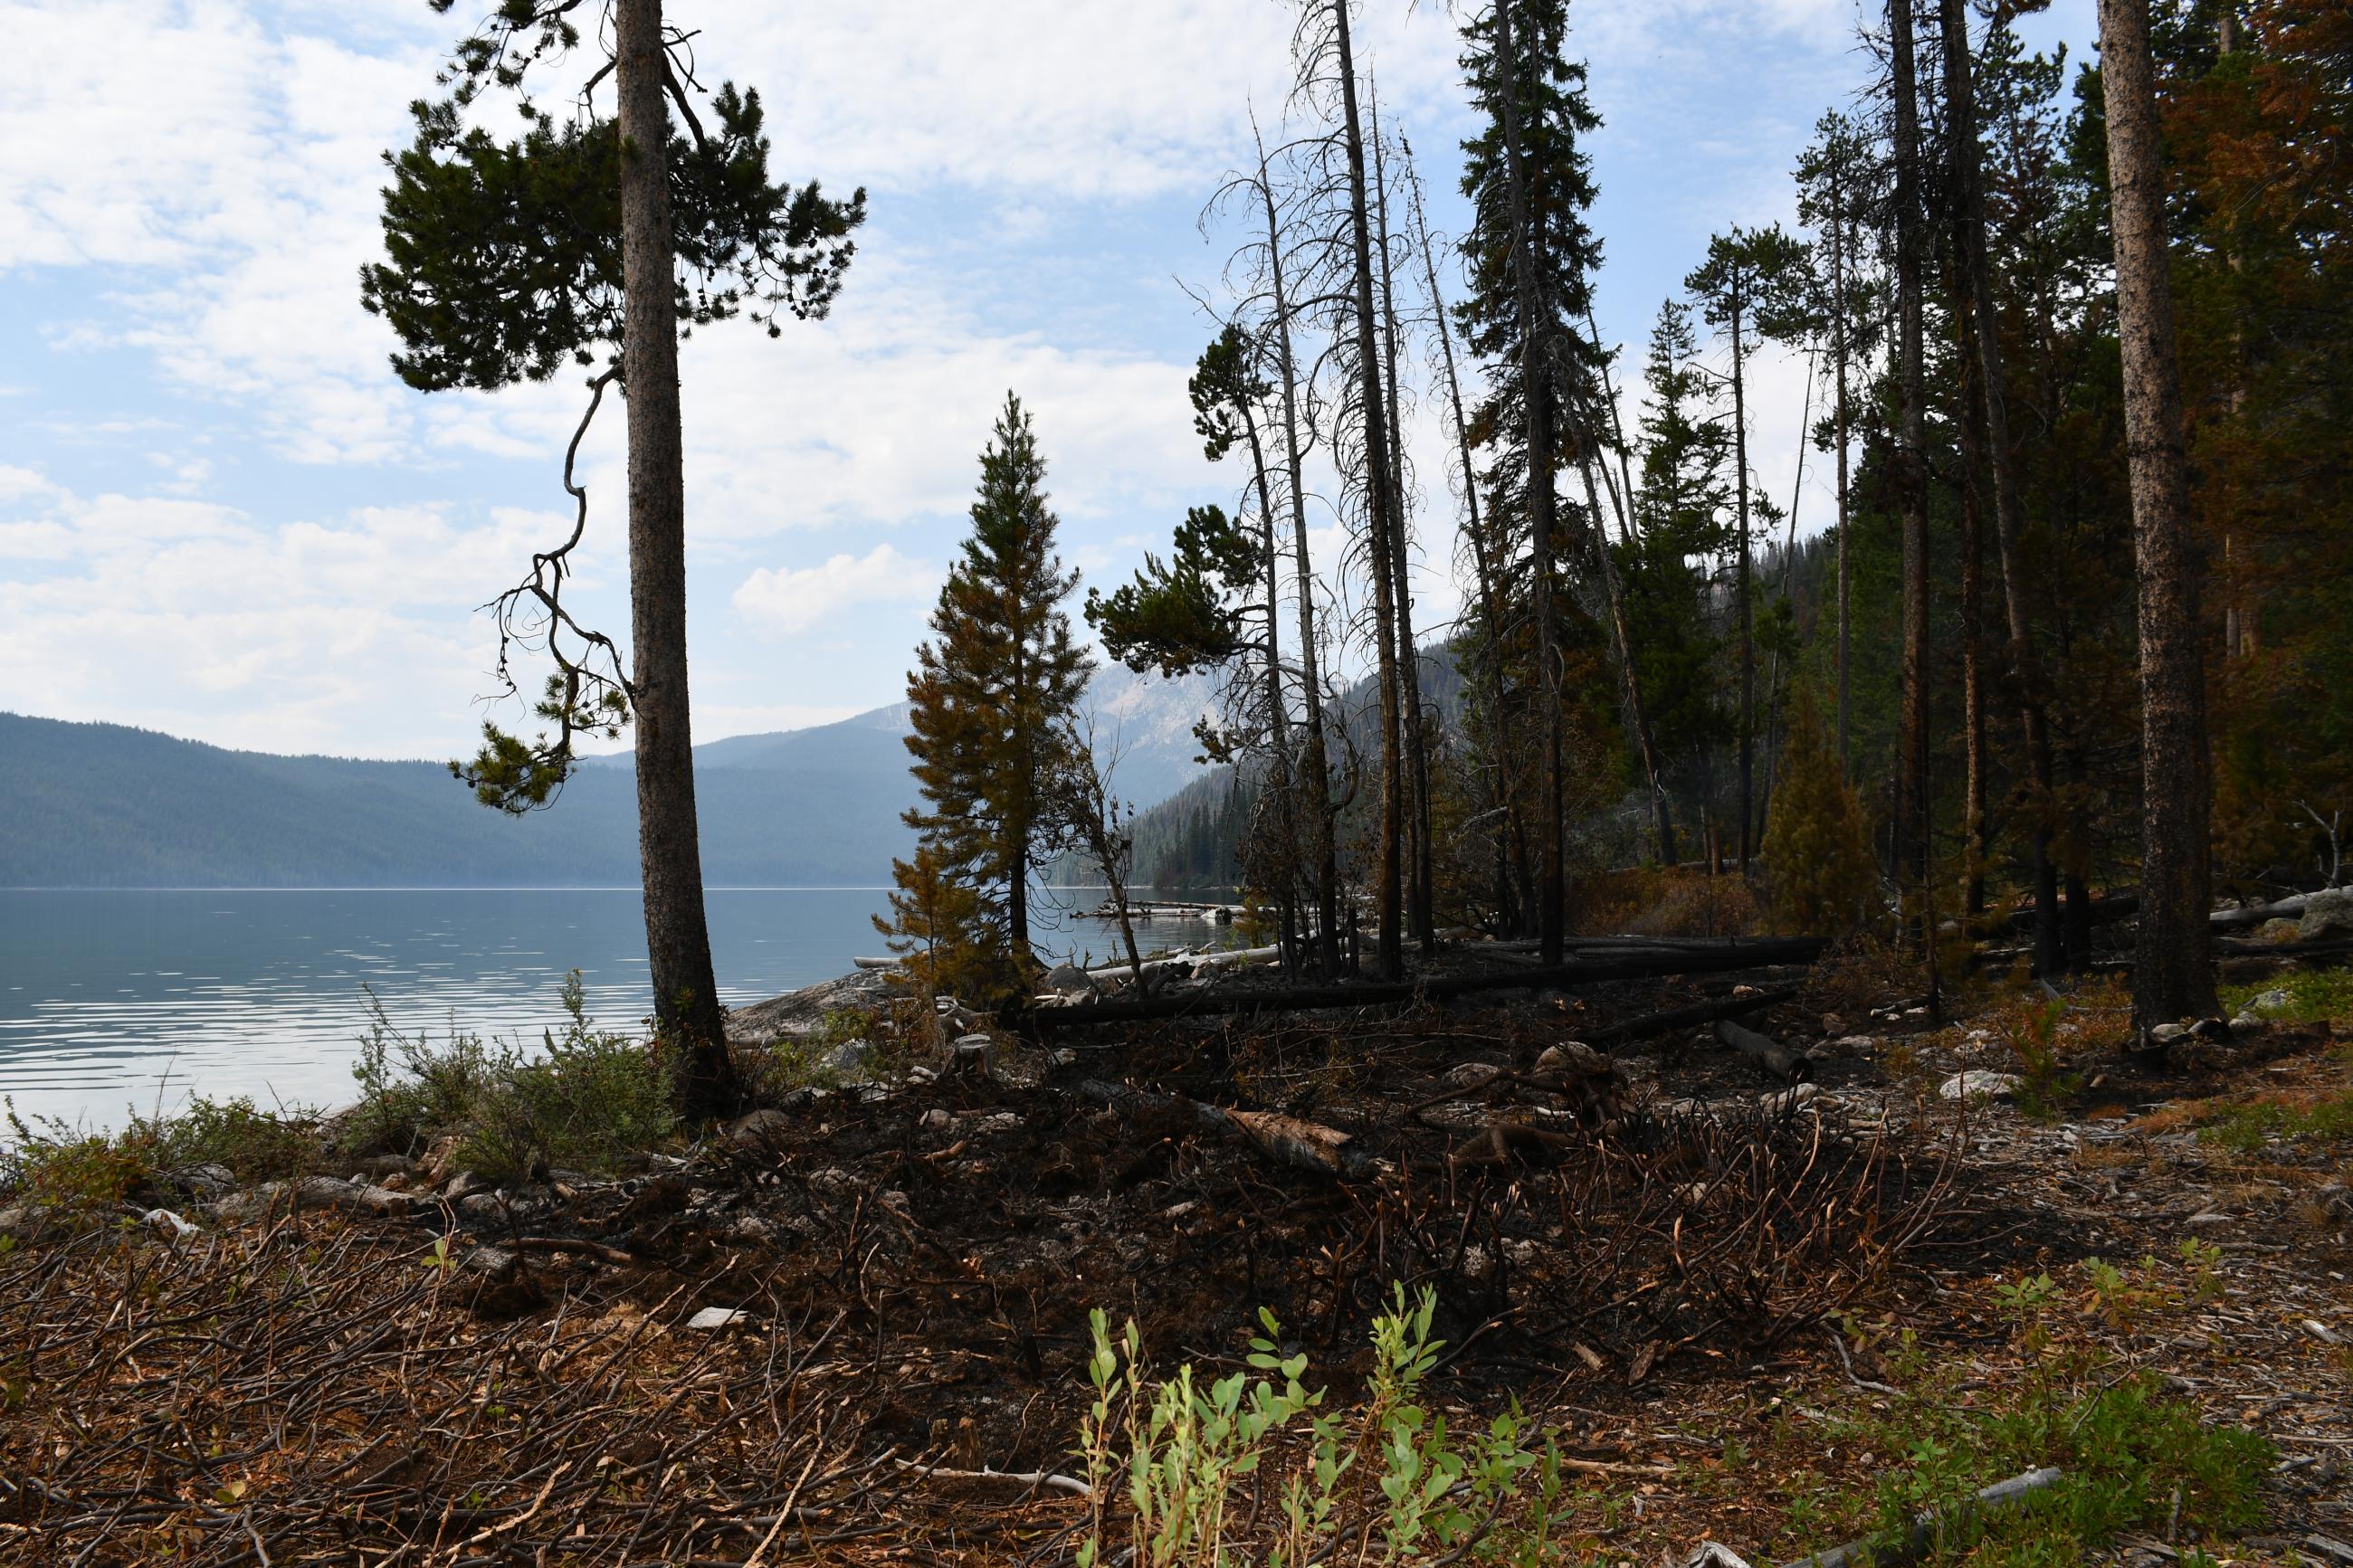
left=1369, top=104, right=1435, bottom=948
left=1957, top=314, right=1991, bottom=922
left=1257, top=134, right=1341, bottom=977
left=2098, top=0, right=2220, bottom=1027
left=1940, top=0, right=2061, bottom=974
left=1890, top=0, right=1934, bottom=963
left=615, top=0, right=734, bottom=1117
left=1487, top=0, right=1567, bottom=964
left=1731, top=282, right=1754, bottom=871
left=1830, top=159, right=1853, bottom=768
left=1329, top=0, right=1405, bottom=980
left=1413, top=164, right=1532, bottom=931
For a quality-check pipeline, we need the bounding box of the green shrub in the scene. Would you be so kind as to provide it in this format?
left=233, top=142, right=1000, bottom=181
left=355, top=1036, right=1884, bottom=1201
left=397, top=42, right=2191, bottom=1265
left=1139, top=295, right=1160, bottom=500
left=1072, top=1286, right=1569, bottom=1568
left=2218, top=964, right=2353, bottom=1025
left=1760, top=690, right=1879, bottom=936
left=130, top=1095, right=320, bottom=1183
left=0, top=1104, right=152, bottom=1221
left=452, top=974, right=675, bottom=1180
left=347, top=986, right=519, bottom=1158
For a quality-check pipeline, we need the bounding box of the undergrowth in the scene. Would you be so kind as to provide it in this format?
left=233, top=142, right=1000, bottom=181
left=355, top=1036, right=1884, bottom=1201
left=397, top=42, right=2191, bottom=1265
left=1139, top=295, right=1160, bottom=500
left=348, top=973, right=675, bottom=1180
left=2219, top=964, right=2353, bottom=1027
left=1771, top=1249, right=2272, bottom=1565
left=1073, top=1285, right=1569, bottom=1567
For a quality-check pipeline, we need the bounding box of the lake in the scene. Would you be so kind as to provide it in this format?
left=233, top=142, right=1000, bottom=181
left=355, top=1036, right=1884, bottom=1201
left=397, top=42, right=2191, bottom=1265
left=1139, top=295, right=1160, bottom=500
left=0, top=887, right=1198, bottom=1128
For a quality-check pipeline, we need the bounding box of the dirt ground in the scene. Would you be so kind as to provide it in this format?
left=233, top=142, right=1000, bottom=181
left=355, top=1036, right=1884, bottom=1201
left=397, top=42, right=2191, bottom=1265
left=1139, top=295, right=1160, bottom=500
left=5, top=951, right=2349, bottom=1565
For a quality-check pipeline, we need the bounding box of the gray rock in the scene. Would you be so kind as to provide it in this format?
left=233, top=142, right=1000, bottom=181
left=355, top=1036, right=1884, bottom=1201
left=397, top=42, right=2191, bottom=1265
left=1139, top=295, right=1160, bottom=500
left=1939, top=1070, right=2024, bottom=1101
left=166, top=1163, right=239, bottom=1202
left=2245, top=987, right=2292, bottom=1015
left=729, top=1108, right=795, bottom=1145
left=458, top=1192, right=509, bottom=1223
left=2258, top=917, right=2302, bottom=944
left=1043, top=963, right=1099, bottom=998
left=2300, top=887, right=2353, bottom=942
left=1443, top=1060, right=1502, bottom=1089
left=442, top=1170, right=492, bottom=1200
left=724, top=968, right=895, bottom=1048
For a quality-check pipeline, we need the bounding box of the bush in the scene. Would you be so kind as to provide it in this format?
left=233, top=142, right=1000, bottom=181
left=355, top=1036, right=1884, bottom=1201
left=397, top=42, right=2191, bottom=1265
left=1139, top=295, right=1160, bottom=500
left=454, top=974, right=676, bottom=1180
left=348, top=974, right=675, bottom=1181
left=1760, top=689, right=1878, bottom=936
left=0, top=1106, right=152, bottom=1222
left=1072, top=1285, right=1568, bottom=1568
left=131, top=1095, right=320, bottom=1183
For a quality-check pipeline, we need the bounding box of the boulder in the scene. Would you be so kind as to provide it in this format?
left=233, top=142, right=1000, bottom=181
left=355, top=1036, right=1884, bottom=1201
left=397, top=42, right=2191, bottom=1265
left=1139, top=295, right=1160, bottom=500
left=1939, top=1070, right=2024, bottom=1101
left=729, top=1107, right=795, bottom=1145
left=1043, top=963, right=1099, bottom=998
left=2258, top=917, right=2302, bottom=945
left=165, top=1163, right=238, bottom=1202
left=2298, top=888, right=2353, bottom=942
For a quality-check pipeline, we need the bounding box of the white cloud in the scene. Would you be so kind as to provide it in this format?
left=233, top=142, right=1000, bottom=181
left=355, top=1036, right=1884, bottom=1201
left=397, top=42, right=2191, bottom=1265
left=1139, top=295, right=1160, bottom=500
left=733, top=543, right=934, bottom=635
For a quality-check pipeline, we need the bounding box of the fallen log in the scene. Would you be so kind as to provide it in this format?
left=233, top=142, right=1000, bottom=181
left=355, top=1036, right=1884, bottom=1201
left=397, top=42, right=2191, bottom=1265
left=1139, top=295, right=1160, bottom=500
left=1712, top=1019, right=1814, bottom=1083
left=2003, top=890, right=2313, bottom=934
left=1072, top=1079, right=1391, bottom=1179
left=1586, top=985, right=1801, bottom=1046
left=1778, top=1466, right=2062, bottom=1568
left=1034, top=938, right=1829, bottom=1030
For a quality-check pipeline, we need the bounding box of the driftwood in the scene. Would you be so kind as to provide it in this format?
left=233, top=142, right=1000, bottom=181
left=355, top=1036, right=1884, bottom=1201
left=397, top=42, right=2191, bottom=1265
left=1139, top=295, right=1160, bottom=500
left=1034, top=938, right=1829, bottom=1030
left=1586, top=985, right=1801, bottom=1045
left=1779, top=1466, right=2062, bottom=1568
left=1713, top=1019, right=1814, bottom=1083
left=1072, top=1079, right=1390, bottom=1179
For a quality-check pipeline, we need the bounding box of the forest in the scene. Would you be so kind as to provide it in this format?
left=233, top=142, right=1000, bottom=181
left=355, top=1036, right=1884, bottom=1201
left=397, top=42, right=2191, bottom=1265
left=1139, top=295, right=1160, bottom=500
left=5, top=2, right=2351, bottom=1565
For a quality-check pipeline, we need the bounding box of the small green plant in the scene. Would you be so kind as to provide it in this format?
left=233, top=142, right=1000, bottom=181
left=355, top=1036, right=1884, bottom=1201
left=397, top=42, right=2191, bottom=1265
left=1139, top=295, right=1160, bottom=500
left=1072, top=1286, right=1569, bottom=1568
left=2005, top=1000, right=2083, bottom=1122
left=348, top=987, right=519, bottom=1158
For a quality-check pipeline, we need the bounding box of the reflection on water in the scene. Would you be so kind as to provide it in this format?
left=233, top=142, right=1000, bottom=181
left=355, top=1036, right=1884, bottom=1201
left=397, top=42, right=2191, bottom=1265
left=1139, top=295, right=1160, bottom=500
left=0, top=887, right=1233, bottom=1128
left=0, top=889, right=891, bottom=1128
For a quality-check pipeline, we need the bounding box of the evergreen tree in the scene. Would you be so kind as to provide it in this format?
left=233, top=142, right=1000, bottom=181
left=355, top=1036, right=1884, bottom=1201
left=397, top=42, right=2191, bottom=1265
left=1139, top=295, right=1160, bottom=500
left=1683, top=223, right=1808, bottom=870
left=900, top=394, right=1092, bottom=971
left=1760, top=689, right=1878, bottom=936
left=1457, top=0, right=1607, bottom=958
left=359, top=0, right=864, bottom=1117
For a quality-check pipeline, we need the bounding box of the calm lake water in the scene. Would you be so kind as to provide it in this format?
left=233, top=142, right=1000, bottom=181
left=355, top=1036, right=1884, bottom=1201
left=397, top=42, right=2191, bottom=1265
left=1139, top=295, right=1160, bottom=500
left=0, top=888, right=1196, bottom=1128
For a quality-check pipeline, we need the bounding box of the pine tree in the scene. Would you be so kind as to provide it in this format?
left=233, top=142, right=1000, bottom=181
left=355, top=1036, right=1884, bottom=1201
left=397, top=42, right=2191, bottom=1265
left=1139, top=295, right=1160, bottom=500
left=360, top=0, right=864, bottom=1117
left=1457, top=0, right=1607, bottom=958
left=1760, top=689, right=1878, bottom=936
left=900, top=394, right=1092, bottom=972
left=872, top=840, right=989, bottom=1041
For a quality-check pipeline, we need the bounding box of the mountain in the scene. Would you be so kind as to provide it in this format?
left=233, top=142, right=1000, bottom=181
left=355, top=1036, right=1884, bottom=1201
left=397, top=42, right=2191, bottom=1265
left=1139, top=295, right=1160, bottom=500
left=0, top=666, right=1223, bottom=888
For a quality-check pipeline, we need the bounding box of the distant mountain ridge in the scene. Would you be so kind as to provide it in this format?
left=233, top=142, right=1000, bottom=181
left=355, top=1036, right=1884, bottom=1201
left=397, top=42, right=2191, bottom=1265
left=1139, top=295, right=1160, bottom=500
left=0, top=665, right=1222, bottom=889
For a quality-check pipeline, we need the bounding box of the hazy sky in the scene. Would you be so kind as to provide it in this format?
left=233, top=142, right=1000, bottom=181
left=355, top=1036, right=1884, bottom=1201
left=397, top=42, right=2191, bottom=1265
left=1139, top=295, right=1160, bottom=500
left=0, top=0, right=2095, bottom=760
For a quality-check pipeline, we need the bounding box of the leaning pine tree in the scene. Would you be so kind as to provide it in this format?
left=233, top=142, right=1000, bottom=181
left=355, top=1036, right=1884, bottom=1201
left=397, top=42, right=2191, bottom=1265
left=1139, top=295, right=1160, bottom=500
left=894, top=394, right=1092, bottom=989
left=359, top=0, right=865, bottom=1119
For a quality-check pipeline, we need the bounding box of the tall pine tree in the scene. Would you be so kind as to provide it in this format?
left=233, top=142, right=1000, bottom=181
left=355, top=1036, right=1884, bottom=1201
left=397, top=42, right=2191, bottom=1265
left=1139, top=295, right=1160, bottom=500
left=899, top=394, right=1092, bottom=974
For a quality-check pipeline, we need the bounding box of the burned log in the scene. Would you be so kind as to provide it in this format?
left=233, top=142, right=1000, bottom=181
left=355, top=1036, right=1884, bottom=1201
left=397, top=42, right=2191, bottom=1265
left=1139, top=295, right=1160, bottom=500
left=1712, top=1019, right=1814, bottom=1083
left=1033, top=937, right=1829, bottom=1030
left=1585, top=985, right=1801, bottom=1046
left=1071, top=1079, right=1391, bottom=1179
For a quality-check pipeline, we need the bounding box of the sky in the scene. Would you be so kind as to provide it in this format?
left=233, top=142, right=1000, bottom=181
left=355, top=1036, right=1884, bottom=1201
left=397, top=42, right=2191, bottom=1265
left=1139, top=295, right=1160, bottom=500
left=0, top=0, right=2096, bottom=763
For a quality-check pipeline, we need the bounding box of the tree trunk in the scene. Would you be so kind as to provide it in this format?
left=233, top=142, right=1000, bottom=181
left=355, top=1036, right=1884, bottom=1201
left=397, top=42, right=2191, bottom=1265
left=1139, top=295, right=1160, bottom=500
left=1487, top=0, right=1566, bottom=963
left=1238, top=395, right=1296, bottom=965
left=1957, top=317, right=1990, bottom=922
left=1580, top=453, right=1675, bottom=866
left=615, top=0, right=734, bottom=1118
left=1940, top=0, right=2061, bottom=974
left=1731, top=287, right=1754, bottom=871
left=1890, top=0, right=1933, bottom=961
left=1369, top=106, right=1435, bottom=948
left=1831, top=162, right=1853, bottom=768
left=2097, top=0, right=2219, bottom=1028
left=1258, top=131, right=1340, bottom=977
left=1329, top=0, right=1405, bottom=980
left=1414, top=166, right=1531, bottom=931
